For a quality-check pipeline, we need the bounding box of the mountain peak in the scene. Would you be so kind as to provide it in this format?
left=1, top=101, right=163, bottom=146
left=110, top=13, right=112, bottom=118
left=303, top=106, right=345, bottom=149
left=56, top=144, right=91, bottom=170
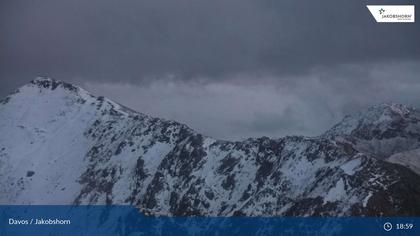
left=33, top=76, right=54, bottom=82
left=324, top=102, right=420, bottom=159
left=367, top=102, right=413, bottom=117
left=345, top=102, right=415, bottom=125
left=324, top=102, right=417, bottom=138
left=30, top=76, right=80, bottom=92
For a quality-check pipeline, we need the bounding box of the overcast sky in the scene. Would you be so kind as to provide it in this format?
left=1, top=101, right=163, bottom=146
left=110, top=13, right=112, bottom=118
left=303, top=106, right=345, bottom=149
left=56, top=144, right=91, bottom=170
left=1, top=0, right=419, bottom=140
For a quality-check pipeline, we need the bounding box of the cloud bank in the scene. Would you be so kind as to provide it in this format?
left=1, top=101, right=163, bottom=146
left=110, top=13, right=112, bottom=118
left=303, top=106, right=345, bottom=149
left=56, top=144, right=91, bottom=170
left=1, top=0, right=419, bottom=139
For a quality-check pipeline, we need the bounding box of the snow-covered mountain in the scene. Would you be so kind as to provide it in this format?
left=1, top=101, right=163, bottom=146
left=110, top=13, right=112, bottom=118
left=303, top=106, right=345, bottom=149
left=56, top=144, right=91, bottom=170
left=324, top=103, right=420, bottom=175
left=1, top=78, right=419, bottom=216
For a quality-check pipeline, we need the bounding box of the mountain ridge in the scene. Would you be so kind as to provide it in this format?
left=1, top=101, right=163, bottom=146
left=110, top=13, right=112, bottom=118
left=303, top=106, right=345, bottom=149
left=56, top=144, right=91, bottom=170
left=1, top=77, right=420, bottom=216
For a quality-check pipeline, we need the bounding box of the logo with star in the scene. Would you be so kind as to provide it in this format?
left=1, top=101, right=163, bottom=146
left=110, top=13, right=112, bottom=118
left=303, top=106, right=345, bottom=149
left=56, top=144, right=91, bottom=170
left=379, top=8, right=385, bottom=14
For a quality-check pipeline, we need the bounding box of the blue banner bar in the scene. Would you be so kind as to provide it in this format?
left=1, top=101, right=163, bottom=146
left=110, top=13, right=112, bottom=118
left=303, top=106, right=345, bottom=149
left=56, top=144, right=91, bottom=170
left=0, top=205, right=418, bottom=235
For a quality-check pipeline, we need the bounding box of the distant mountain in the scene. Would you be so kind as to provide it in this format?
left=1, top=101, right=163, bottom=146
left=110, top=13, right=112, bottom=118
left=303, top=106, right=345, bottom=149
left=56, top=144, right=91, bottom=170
left=323, top=103, right=420, bottom=174
left=1, top=78, right=419, bottom=216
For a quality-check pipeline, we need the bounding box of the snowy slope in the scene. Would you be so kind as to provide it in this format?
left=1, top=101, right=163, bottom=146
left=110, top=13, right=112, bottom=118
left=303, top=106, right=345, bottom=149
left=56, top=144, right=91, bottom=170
left=324, top=103, right=420, bottom=175
left=387, top=149, right=420, bottom=175
left=1, top=78, right=420, bottom=216
left=0, top=79, right=95, bottom=204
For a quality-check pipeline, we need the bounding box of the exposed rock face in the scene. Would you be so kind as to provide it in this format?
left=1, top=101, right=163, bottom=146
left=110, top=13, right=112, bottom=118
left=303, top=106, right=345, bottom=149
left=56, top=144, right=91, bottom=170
left=1, top=78, right=419, bottom=216
left=324, top=103, right=420, bottom=158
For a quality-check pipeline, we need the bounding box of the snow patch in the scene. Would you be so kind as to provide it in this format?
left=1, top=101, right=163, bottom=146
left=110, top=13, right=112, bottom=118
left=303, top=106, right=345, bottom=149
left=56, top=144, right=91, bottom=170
left=387, top=149, right=420, bottom=175
left=363, top=192, right=373, bottom=207
left=340, top=158, right=361, bottom=175
left=323, top=178, right=345, bottom=204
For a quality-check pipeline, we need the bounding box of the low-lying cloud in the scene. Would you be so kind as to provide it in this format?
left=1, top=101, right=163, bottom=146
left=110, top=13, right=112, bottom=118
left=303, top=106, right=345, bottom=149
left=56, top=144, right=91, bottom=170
left=83, top=61, right=420, bottom=140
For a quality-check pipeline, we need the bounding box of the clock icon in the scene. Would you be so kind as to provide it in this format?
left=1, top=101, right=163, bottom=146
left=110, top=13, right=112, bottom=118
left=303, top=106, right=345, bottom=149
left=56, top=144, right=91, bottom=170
left=383, top=222, right=393, bottom=232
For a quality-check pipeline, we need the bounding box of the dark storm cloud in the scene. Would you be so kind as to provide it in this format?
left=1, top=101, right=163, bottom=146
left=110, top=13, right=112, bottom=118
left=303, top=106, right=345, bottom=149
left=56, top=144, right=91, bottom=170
left=1, top=0, right=419, bottom=96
